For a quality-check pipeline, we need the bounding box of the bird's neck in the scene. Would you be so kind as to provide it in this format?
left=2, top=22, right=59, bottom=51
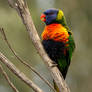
left=59, top=17, right=69, bottom=30
left=44, top=23, right=62, bottom=32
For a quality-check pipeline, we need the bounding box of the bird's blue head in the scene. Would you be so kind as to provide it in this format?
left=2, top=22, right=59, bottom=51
left=41, top=9, right=64, bottom=25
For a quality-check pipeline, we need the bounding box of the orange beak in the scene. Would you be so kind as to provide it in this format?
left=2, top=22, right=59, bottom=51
left=40, top=14, right=46, bottom=22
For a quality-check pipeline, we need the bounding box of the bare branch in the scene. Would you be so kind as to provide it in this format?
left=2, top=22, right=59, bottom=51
left=0, top=28, right=56, bottom=92
left=0, top=64, right=19, bottom=92
left=7, top=0, right=70, bottom=92
left=8, top=0, right=15, bottom=8
left=0, top=52, right=43, bottom=92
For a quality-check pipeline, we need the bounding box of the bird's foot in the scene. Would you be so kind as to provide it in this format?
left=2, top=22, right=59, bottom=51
left=51, top=62, right=57, bottom=67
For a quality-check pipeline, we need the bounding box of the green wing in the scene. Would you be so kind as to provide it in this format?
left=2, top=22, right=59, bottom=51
left=57, top=32, right=75, bottom=79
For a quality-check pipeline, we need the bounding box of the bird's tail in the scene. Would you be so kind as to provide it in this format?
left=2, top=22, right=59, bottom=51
left=53, top=80, right=60, bottom=92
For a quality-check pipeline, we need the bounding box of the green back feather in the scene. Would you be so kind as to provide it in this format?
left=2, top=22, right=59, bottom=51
left=54, top=10, right=75, bottom=91
left=57, top=32, right=75, bottom=79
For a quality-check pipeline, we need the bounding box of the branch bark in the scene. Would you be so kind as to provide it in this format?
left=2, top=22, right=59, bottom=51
left=0, top=64, right=19, bottom=92
left=0, top=52, right=43, bottom=92
left=7, top=0, right=70, bottom=92
left=0, top=28, right=55, bottom=92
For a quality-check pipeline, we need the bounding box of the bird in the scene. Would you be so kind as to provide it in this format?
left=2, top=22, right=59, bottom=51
left=40, top=8, right=75, bottom=92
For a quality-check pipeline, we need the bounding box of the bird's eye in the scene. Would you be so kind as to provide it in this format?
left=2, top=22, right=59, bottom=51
left=45, top=12, right=54, bottom=15
left=49, top=12, right=54, bottom=15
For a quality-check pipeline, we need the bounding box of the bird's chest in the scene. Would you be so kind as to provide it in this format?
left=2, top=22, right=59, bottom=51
left=41, top=24, right=69, bottom=43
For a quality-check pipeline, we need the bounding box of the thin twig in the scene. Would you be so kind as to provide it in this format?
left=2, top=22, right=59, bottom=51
left=7, top=0, right=70, bottom=92
left=0, top=64, right=19, bottom=92
left=0, top=52, right=43, bottom=92
left=0, top=28, right=56, bottom=92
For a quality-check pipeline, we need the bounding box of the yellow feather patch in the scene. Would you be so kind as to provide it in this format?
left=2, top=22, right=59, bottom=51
left=57, top=10, right=64, bottom=20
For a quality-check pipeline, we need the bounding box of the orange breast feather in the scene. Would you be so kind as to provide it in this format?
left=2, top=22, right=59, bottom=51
left=42, top=24, right=69, bottom=43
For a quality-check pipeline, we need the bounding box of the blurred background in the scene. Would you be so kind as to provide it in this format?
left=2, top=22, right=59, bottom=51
left=0, top=0, right=92, bottom=92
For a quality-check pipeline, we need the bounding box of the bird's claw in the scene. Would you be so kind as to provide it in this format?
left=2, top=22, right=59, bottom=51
left=51, top=62, right=57, bottom=67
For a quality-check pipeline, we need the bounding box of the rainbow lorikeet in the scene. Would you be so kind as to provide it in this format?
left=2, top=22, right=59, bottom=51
left=40, top=9, right=75, bottom=91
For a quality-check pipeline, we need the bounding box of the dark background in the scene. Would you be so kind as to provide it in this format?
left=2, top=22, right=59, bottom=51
left=0, top=0, right=92, bottom=92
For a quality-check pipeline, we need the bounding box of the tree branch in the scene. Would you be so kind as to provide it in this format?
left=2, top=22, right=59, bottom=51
left=7, top=0, right=70, bottom=92
left=0, top=52, right=43, bottom=92
left=0, top=64, right=19, bottom=92
left=0, top=28, right=56, bottom=92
